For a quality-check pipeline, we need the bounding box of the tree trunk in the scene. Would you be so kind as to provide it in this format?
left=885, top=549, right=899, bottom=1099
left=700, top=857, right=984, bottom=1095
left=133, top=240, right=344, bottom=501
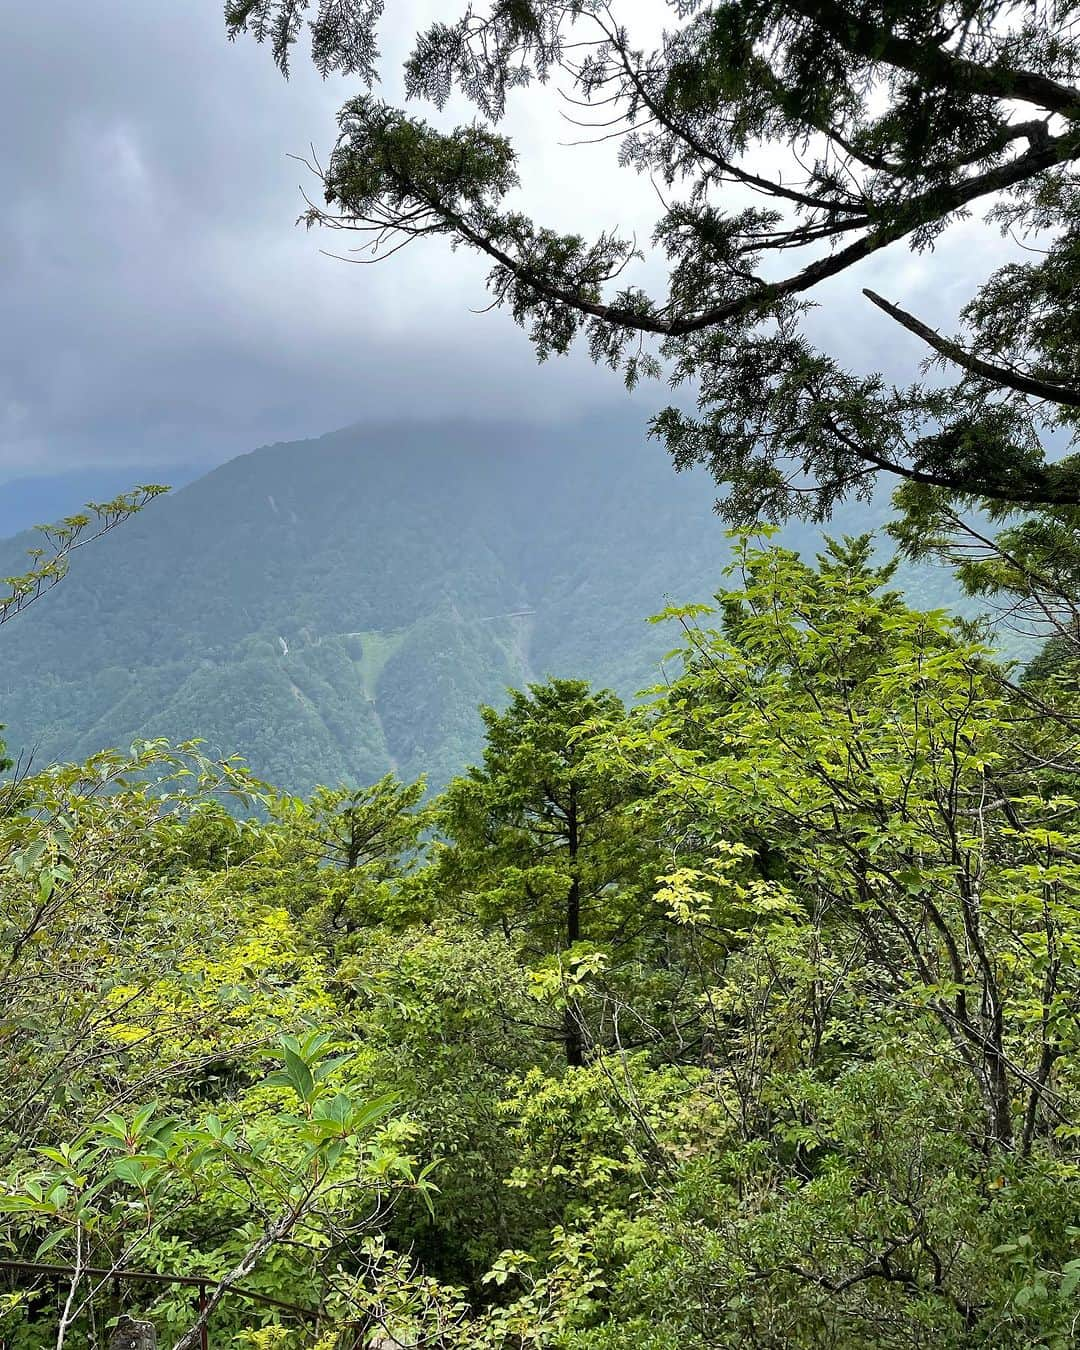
left=110, top=1316, right=157, bottom=1350
left=564, top=789, right=583, bottom=1067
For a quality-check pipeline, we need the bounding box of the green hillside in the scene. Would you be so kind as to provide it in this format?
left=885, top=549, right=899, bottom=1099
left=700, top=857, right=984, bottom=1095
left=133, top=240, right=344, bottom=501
left=0, top=413, right=959, bottom=793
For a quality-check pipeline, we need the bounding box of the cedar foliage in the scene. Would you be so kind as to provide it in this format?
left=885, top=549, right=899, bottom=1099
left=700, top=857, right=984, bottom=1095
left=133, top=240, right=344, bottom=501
left=229, top=0, right=1080, bottom=522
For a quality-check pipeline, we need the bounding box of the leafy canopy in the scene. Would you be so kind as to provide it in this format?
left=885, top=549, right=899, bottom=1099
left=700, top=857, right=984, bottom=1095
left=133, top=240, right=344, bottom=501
left=5, top=542, right=1080, bottom=1344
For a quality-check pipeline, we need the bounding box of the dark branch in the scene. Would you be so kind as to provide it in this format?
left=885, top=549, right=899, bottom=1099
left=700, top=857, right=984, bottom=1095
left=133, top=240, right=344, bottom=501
left=392, top=126, right=1079, bottom=340
left=863, top=288, right=1080, bottom=409
left=785, top=0, right=1080, bottom=119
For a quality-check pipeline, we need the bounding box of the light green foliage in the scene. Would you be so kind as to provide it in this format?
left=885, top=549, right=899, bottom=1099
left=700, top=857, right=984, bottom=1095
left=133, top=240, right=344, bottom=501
left=0, top=487, right=166, bottom=627
left=566, top=532, right=1080, bottom=1346
left=499, top=1055, right=717, bottom=1225
left=626, top=534, right=1080, bottom=1152
left=0, top=748, right=431, bottom=1346
left=571, top=1068, right=1080, bottom=1349
left=6, top=536, right=1080, bottom=1346
left=262, top=773, right=432, bottom=937
left=0, top=1034, right=413, bottom=1282
left=313, top=1225, right=607, bottom=1349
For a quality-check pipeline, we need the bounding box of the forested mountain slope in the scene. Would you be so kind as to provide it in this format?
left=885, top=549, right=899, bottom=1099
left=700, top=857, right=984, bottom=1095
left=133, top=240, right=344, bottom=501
left=0, top=412, right=949, bottom=792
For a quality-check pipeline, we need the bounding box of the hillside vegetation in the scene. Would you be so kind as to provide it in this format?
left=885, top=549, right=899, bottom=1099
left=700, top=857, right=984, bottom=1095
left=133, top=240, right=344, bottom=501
left=2, top=535, right=1079, bottom=1348
left=5, top=0, right=1079, bottom=1341
left=0, top=414, right=953, bottom=793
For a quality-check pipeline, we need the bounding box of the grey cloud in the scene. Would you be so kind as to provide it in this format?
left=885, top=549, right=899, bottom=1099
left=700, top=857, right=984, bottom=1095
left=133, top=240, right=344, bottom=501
left=2, top=2, right=1011, bottom=480
left=1, top=2, right=627, bottom=477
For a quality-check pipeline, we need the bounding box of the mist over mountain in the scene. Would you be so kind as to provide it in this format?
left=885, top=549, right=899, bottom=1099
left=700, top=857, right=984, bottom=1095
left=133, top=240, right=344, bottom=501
left=0, top=412, right=950, bottom=793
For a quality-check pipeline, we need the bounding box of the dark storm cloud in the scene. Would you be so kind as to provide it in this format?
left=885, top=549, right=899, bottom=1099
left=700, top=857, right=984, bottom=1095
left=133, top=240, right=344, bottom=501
left=1, top=2, right=1007, bottom=479
left=0, top=1, right=629, bottom=477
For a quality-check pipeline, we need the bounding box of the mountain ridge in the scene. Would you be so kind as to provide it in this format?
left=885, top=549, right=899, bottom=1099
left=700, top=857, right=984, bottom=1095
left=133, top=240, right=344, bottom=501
left=0, top=412, right=949, bottom=792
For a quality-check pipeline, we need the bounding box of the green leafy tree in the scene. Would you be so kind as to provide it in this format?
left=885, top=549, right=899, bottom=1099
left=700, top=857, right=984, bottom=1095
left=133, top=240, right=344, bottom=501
left=627, top=534, right=1080, bottom=1149
left=548, top=532, right=1080, bottom=1344
left=262, top=773, right=431, bottom=937
left=337, top=923, right=546, bottom=1282
left=0, top=748, right=433, bottom=1348
left=230, top=1, right=1080, bottom=519
left=432, top=680, right=659, bottom=1067
left=0, top=486, right=166, bottom=779
left=0, top=487, right=166, bottom=627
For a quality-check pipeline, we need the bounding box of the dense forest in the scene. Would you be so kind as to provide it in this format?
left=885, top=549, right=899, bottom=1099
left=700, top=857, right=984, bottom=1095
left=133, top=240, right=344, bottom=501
left=0, top=414, right=755, bottom=794
left=4, top=0, right=1080, bottom=1346
left=0, top=415, right=961, bottom=796
left=2, top=533, right=1080, bottom=1348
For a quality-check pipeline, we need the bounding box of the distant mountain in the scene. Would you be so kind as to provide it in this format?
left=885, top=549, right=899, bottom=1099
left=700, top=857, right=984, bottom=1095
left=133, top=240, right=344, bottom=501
left=0, top=465, right=200, bottom=539
left=0, top=413, right=959, bottom=794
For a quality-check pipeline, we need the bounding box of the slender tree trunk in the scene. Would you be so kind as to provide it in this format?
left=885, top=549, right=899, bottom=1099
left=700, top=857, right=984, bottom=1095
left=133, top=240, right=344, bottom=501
left=959, top=874, right=1014, bottom=1150
left=55, top=1221, right=83, bottom=1350
left=172, top=1198, right=309, bottom=1350
left=564, top=789, right=584, bottom=1067
left=984, top=999, right=1014, bottom=1151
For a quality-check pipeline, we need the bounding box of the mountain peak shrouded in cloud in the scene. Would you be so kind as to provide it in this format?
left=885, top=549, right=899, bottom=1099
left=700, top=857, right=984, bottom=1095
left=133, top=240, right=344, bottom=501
left=0, top=412, right=726, bottom=790
left=0, top=411, right=963, bottom=795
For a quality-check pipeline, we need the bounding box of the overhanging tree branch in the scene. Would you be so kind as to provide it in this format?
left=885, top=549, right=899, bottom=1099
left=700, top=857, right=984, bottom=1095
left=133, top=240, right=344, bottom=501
left=783, top=0, right=1080, bottom=118
left=862, top=288, right=1080, bottom=408
left=328, top=122, right=1079, bottom=341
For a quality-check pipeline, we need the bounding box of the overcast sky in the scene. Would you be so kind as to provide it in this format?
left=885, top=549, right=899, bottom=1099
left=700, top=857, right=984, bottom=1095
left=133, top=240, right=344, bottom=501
left=1, top=1, right=1014, bottom=482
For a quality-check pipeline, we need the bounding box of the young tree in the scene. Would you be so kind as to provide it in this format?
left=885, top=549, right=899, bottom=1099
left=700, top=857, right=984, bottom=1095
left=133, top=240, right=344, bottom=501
left=229, top=1, right=1080, bottom=520
left=625, top=533, right=1080, bottom=1153
left=431, top=680, right=659, bottom=1067
left=262, top=773, right=431, bottom=936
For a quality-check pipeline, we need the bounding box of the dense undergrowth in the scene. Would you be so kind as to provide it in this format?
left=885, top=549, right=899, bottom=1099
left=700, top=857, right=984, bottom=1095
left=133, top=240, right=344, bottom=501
left=2, top=534, right=1080, bottom=1347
